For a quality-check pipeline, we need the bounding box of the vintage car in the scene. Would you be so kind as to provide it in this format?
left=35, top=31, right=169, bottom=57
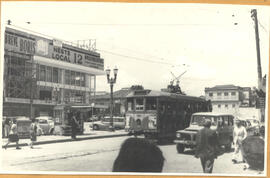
left=35, top=116, right=55, bottom=135
left=89, top=116, right=125, bottom=130
left=174, top=112, right=234, bottom=153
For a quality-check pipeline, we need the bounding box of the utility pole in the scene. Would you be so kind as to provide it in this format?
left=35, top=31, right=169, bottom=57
left=251, top=9, right=262, bottom=88
left=251, top=9, right=265, bottom=123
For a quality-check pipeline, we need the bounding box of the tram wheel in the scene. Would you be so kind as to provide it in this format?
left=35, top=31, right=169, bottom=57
left=176, top=144, right=185, bottom=153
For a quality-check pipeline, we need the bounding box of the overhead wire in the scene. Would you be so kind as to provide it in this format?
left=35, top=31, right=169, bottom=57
left=6, top=23, right=185, bottom=67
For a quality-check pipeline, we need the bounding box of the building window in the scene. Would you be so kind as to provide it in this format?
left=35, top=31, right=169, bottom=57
left=217, top=92, right=221, bottom=96
left=58, top=69, right=62, bottom=83
left=46, top=66, right=52, bottom=82
left=225, top=104, right=228, bottom=108
left=53, top=68, right=58, bottom=83
left=65, top=70, right=70, bottom=85
left=75, top=72, right=80, bottom=86
left=218, top=104, right=221, bottom=108
left=232, top=104, right=235, bottom=108
left=231, top=92, right=236, bottom=96
left=224, top=92, right=228, bottom=96
left=81, top=73, right=85, bottom=87
left=40, top=65, right=46, bottom=81
left=209, top=93, right=213, bottom=97
left=71, top=71, right=75, bottom=85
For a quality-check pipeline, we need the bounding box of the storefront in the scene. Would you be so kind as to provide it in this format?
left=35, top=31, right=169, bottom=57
left=3, top=27, right=105, bottom=122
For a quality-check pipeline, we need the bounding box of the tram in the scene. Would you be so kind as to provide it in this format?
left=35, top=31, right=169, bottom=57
left=125, top=89, right=211, bottom=141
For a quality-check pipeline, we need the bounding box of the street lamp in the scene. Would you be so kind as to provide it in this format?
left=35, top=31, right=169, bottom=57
left=106, top=66, right=118, bottom=131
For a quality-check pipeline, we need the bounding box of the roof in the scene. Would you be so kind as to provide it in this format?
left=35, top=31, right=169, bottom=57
left=205, top=84, right=241, bottom=91
left=95, top=88, right=132, bottom=100
left=126, top=90, right=206, bottom=102
left=192, top=112, right=234, bottom=116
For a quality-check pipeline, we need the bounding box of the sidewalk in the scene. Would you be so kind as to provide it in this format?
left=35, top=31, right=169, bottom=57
left=2, top=129, right=128, bottom=148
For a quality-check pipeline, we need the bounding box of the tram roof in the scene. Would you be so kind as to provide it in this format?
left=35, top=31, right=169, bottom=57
left=126, top=90, right=206, bottom=102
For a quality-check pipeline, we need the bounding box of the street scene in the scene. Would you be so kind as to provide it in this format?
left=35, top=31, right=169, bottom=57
left=1, top=2, right=269, bottom=176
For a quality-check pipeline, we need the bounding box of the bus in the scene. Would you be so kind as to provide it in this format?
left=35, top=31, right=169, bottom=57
left=125, top=89, right=211, bottom=142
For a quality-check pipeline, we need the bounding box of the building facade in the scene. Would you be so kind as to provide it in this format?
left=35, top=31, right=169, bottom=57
left=3, top=27, right=105, bottom=124
left=204, top=85, right=259, bottom=118
left=205, top=85, right=244, bottom=115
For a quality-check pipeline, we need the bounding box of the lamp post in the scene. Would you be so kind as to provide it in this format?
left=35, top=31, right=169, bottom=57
left=106, top=67, right=118, bottom=131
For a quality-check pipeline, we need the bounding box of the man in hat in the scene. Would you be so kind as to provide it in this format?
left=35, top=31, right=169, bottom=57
left=195, top=118, right=219, bottom=173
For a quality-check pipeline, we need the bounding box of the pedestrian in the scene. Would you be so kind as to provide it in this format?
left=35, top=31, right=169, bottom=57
left=232, top=119, right=247, bottom=164
left=112, top=138, right=164, bottom=172
left=195, top=118, right=219, bottom=173
left=71, top=114, right=79, bottom=140
left=4, top=120, right=21, bottom=150
left=29, top=119, right=38, bottom=149
left=4, top=118, right=11, bottom=138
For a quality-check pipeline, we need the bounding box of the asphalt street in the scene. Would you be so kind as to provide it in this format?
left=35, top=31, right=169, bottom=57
left=1, top=136, right=264, bottom=175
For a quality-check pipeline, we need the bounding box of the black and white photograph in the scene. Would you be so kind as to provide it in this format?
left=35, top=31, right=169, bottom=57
left=0, top=1, right=269, bottom=176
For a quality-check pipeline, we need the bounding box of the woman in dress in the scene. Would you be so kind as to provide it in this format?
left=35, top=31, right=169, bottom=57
left=4, top=120, right=20, bottom=149
left=232, top=119, right=247, bottom=163
left=29, top=119, right=38, bottom=149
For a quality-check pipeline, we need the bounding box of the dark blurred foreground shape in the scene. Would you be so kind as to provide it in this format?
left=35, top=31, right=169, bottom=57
left=113, top=138, right=164, bottom=172
left=242, top=136, right=264, bottom=170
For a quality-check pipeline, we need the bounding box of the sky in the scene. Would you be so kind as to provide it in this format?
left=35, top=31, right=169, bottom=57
left=1, top=2, right=270, bottom=96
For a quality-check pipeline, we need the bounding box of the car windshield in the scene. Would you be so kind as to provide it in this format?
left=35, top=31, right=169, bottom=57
left=190, top=115, right=218, bottom=126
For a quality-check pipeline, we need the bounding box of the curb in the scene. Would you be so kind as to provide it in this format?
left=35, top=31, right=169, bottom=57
left=2, top=133, right=128, bottom=149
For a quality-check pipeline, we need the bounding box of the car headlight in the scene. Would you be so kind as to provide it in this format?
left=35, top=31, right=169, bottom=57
left=176, top=133, right=181, bottom=138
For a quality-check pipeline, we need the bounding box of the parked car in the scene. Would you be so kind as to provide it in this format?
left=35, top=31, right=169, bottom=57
left=90, top=116, right=125, bottom=130
left=86, top=115, right=99, bottom=122
left=35, top=116, right=55, bottom=135
left=174, top=112, right=234, bottom=153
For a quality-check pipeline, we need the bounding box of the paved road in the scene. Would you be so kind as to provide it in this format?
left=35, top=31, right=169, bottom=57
left=1, top=136, right=264, bottom=175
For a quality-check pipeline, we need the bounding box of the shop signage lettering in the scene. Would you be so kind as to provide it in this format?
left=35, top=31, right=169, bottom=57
left=52, top=46, right=71, bottom=62
left=51, top=46, right=99, bottom=67
left=5, top=33, right=35, bottom=54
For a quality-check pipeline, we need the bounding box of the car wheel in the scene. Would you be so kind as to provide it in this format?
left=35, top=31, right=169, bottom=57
left=176, top=144, right=185, bottom=153
left=93, top=125, right=99, bottom=130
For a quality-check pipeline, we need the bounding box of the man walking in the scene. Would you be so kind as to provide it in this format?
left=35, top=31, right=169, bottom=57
left=195, top=118, right=219, bottom=173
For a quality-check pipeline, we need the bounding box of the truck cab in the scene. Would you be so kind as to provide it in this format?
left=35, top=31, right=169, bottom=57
left=174, top=112, right=234, bottom=153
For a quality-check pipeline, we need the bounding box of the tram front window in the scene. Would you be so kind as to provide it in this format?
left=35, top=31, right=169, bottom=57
left=127, top=98, right=134, bottom=111
left=146, top=98, right=157, bottom=111
left=135, top=98, right=144, bottom=111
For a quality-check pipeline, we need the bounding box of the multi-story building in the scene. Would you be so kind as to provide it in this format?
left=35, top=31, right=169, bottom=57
left=204, top=85, right=259, bottom=118
left=205, top=85, right=244, bottom=114
left=3, top=27, right=104, bottom=124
